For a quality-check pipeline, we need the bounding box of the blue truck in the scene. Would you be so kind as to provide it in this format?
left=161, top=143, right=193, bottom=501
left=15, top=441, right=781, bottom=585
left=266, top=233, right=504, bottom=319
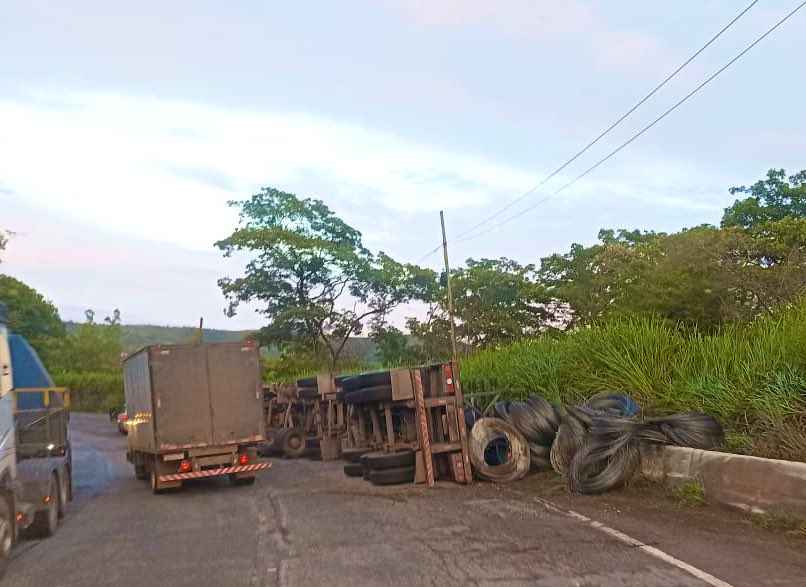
left=0, top=302, right=72, bottom=578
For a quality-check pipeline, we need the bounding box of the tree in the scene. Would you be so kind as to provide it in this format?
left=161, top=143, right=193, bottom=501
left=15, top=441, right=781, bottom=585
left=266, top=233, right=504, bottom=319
left=373, top=325, right=423, bottom=366
left=538, top=222, right=806, bottom=330
left=0, top=274, right=65, bottom=358
left=451, top=258, right=548, bottom=347
left=51, top=309, right=123, bottom=372
left=401, top=257, right=551, bottom=358
left=538, top=229, right=663, bottom=326
left=216, top=187, right=435, bottom=370
left=0, top=229, right=9, bottom=262
left=722, top=168, right=806, bottom=229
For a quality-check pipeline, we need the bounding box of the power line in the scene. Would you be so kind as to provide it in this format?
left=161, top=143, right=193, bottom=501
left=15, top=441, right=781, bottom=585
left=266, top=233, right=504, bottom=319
left=448, top=0, right=760, bottom=244
left=457, top=0, right=806, bottom=244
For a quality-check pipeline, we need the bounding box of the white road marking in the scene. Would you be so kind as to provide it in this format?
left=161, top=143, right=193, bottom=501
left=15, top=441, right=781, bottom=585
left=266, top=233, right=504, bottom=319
left=532, top=496, right=734, bottom=587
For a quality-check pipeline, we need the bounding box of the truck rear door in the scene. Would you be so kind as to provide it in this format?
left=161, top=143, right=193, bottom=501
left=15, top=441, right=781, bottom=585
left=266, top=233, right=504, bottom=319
left=207, top=342, right=263, bottom=445
left=150, top=345, right=214, bottom=449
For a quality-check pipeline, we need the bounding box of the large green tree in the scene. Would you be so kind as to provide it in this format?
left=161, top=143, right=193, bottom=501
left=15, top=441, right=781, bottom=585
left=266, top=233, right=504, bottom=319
left=539, top=222, right=806, bottom=329
left=216, top=187, right=435, bottom=370
left=0, top=274, right=65, bottom=357
left=396, top=257, right=550, bottom=362
left=722, top=168, right=806, bottom=229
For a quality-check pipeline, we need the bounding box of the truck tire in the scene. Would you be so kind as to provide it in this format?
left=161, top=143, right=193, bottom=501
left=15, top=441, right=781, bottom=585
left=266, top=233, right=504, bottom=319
left=298, top=388, right=320, bottom=400
left=362, top=450, right=416, bottom=471
left=58, top=469, right=70, bottom=518
left=0, top=497, right=12, bottom=580
left=367, top=466, right=415, bottom=486
left=30, top=474, right=59, bottom=538
left=342, top=371, right=391, bottom=392
left=343, top=463, right=364, bottom=477
left=151, top=470, right=167, bottom=495
left=281, top=428, right=306, bottom=458
left=341, top=448, right=369, bottom=463
left=344, top=385, right=393, bottom=404
left=134, top=463, right=148, bottom=481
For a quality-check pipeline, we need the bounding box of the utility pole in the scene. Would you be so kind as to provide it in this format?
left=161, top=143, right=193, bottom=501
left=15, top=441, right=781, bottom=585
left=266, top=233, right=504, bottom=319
left=440, top=211, right=459, bottom=364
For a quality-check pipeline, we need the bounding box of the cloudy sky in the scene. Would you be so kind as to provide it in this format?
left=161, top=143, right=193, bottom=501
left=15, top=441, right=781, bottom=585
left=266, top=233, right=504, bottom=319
left=2, top=1, right=804, bottom=329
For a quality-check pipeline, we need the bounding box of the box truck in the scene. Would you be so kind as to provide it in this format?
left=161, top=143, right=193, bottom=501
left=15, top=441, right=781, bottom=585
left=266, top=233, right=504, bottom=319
left=123, top=341, right=270, bottom=493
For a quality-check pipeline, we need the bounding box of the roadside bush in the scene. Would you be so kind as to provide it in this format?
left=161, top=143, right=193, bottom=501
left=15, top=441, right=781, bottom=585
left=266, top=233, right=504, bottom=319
left=52, top=370, right=123, bottom=413
left=461, top=299, right=806, bottom=462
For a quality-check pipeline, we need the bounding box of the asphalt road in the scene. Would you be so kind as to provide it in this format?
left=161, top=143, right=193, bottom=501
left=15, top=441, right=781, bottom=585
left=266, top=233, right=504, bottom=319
left=5, top=413, right=805, bottom=586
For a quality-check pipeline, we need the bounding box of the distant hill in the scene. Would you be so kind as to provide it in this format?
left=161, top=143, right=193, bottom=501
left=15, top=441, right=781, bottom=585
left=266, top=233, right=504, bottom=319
left=64, top=322, right=253, bottom=352
left=63, top=322, right=381, bottom=360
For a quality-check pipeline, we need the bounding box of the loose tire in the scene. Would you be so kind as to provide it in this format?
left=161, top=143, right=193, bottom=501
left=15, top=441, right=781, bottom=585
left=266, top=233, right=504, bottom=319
left=30, top=474, right=59, bottom=538
left=0, top=498, right=12, bottom=580
left=343, top=463, right=364, bottom=477
left=281, top=428, right=306, bottom=458
left=341, top=448, right=369, bottom=463
left=368, top=466, right=415, bottom=486
left=361, top=450, right=415, bottom=471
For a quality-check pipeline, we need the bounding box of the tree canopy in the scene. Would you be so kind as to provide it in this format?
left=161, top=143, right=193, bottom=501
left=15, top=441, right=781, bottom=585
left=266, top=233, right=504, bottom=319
left=49, top=309, right=123, bottom=372
left=216, top=187, right=435, bottom=369
left=722, top=168, right=806, bottom=229
left=0, top=274, right=65, bottom=357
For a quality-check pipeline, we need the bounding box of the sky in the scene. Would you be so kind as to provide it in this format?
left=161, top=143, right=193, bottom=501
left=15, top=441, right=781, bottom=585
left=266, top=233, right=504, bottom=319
left=1, top=1, right=804, bottom=329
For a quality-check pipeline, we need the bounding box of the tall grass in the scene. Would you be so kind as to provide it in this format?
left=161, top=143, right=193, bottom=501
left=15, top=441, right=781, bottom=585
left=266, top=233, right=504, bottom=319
left=461, top=301, right=806, bottom=461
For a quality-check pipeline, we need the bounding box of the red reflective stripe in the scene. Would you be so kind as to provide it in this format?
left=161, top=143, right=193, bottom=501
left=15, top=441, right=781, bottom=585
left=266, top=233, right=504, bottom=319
left=158, top=462, right=271, bottom=482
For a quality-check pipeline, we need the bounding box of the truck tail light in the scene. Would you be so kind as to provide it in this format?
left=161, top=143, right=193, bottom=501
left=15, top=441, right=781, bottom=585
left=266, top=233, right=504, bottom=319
left=238, top=453, right=249, bottom=466
left=178, top=460, right=192, bottom=473
left=443, top=364, right=455, bottom=394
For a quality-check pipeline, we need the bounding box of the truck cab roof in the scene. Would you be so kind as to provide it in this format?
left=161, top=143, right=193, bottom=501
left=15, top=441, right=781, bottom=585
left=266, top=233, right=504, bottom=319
left=9, top=334, right=58, bottom=409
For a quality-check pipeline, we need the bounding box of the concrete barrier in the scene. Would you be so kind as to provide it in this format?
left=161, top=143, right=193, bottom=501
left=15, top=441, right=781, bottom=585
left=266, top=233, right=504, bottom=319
left=641, top=445, right=806, bottom=517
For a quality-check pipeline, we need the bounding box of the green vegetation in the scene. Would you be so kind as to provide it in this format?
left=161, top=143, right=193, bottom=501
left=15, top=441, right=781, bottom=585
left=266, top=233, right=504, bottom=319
left=216, top=187, right=435, bottom=370
left=668, top=480, right=706, bottom=507
left=461, top=301, right=806, bottom=461
left=0, top=274, right=65, bottom=363
left=65, top=322, right=253, bottom=353
left=53, top=370, right=123, bottom=413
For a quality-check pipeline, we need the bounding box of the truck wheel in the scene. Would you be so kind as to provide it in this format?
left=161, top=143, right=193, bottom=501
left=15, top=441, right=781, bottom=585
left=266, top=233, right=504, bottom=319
left=150, top=470, right=166, bottom=495
left=281, top=428, right=306, bottom=458
left=0, top=498, right=12, bottom=579
left=30, top=474, right=59, bottom=538
left=58, top=470, right=70, bottom=518
left=134, top=463, right=148, bottom=481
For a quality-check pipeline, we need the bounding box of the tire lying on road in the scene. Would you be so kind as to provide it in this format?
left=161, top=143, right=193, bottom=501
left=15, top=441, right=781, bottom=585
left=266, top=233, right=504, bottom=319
left=344, top=385, right=393, bottom=404
left=281, top=428, right=307, bottom=458
left=361, top=450, right=415, bottom=470
left=368, top=466, right=415, bottom=486
left=469, top=418, right=530, bottom=483
left=341, top=447, right=370, bottom=463
left=343, top=463, right=364, bottom=477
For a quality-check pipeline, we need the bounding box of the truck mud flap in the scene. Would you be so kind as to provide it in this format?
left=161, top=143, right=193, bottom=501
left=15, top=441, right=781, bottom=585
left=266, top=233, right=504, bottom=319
left=158, top=462, right=270, bottom=483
